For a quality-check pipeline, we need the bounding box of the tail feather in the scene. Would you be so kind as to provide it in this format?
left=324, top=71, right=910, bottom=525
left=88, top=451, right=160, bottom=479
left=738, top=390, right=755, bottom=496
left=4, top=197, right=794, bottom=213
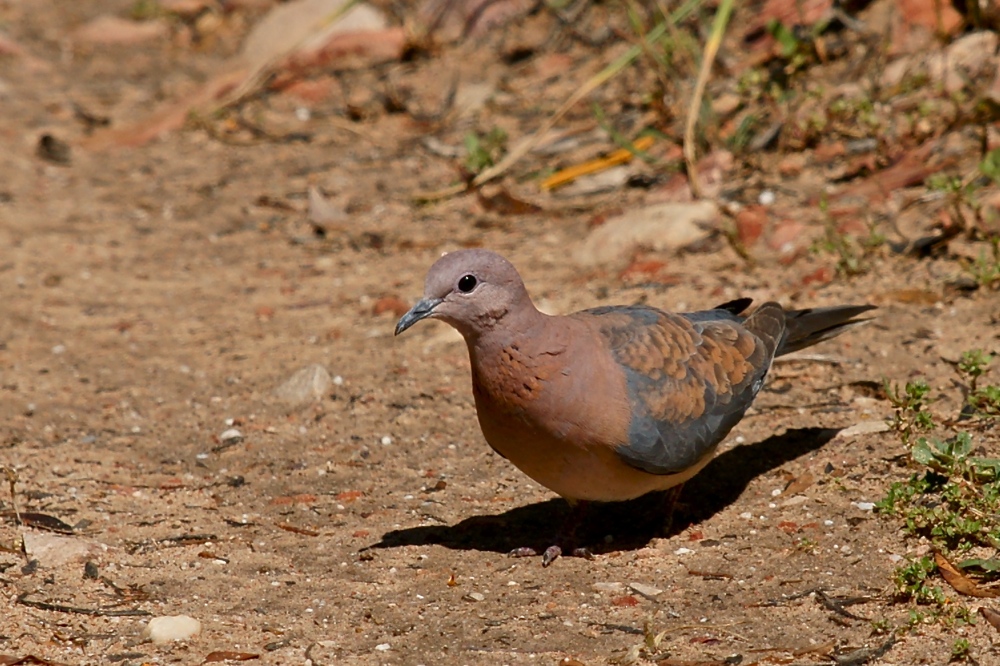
left=777, top=304, right=876, bottom=356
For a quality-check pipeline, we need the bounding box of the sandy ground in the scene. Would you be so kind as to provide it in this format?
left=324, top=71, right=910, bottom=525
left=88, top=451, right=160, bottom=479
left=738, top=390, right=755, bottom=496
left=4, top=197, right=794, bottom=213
left=1, top=1, right=999, bottom=664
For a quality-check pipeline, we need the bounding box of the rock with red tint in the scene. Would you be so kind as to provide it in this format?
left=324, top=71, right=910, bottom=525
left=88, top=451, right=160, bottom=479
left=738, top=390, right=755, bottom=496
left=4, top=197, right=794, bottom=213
left=372, top=296, right=410, bottom=318
left=801, top=265, right=835, bottom=286
left=735, top=205, right=767, bottom=247
left=767, top=219, right=806, bottom=259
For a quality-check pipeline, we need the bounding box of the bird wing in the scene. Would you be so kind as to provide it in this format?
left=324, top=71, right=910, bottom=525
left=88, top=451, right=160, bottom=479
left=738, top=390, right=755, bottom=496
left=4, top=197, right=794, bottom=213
left=580, top=303, right=784, bottom=475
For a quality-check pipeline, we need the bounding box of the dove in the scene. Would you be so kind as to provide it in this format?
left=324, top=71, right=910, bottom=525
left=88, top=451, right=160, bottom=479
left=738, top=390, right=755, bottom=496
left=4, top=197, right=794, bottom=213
left=395, top=249, right=873, bottom=564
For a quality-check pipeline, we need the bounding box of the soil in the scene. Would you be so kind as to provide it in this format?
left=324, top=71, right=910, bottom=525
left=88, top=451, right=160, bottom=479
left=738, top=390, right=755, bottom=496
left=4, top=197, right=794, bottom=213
left=1, top=1, right=999, bottom=665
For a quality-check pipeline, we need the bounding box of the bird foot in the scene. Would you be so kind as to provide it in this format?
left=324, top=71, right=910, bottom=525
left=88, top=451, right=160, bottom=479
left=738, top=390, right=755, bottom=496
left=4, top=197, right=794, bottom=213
left=507, top=545, right=594, bottom=566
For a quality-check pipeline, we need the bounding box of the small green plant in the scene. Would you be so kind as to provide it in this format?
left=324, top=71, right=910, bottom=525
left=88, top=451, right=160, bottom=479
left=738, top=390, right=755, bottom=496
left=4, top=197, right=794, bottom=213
left=957, top=349, right=1000, bottom=416
left=882, top=433, right=1000, bottom=549
left=869, top=617, right=892, bottom=635
left=879, top=358, right=1000, bottom=618
left=965, top=237, right=1000, bottom=289
left=885, top=379, right=935, bottom=442
left=810, top=216, right=885, bottom=277
left=130, top=0, right=162, bottom=20
left=464, top=127, right=508, bottom=174
left=950, top=637, right=971, bottom=662
left=892, top=555, right=945, bottom=604
left=979, top=148, right=1000, bottom=186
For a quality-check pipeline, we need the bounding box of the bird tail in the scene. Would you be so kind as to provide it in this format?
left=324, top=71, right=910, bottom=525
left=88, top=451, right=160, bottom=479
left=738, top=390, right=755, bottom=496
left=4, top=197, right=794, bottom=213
left=776, top=304, right=876, bottom=356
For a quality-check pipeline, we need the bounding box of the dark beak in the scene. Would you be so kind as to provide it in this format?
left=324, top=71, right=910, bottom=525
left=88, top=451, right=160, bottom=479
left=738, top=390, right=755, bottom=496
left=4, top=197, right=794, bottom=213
left=394, top=297, right=443, bottom=336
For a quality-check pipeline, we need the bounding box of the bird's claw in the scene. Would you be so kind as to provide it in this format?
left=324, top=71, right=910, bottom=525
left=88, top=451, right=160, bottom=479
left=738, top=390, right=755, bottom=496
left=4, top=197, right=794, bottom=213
left=506, top=545, right=593, bottom=566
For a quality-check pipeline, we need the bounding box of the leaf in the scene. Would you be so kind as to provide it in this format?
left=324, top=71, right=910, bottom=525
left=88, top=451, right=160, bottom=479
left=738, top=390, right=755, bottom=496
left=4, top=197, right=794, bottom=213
left=980, top=606, right=1000, bottom=631
left=203, top=652, right=260, bottom=663
left=934, top=550, right=999, bottom=598
left=911, top=438, right=935, bottom=466
left=0, top=511, right=75, bottom=534
left=957, top=558, right=1000, bottom=573
left=951, top=432, right=973, bottom=458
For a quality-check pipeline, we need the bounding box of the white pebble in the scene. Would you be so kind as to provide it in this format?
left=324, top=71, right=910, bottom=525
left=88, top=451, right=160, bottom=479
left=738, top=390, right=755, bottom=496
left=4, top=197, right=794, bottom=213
left=142, top=615, right=201, bottom=644
left=296, top=107, right=311, bottom=121
left=333, top=375, right=344, bottom=386
left=629, top=582, right=663, bottom=597
left=855, top=502, right=875, bottom=511
left=220, top=428, right=243, bottom=443
left=380, top=436, right=393, bottom=445
left=824, top=519, right=834, bottom=526
left=51, top=344, right=66, bottom=354
left=758, top=190, right=776, bottom=205
left=673, top=547, right=693, bottom=556
left=374, top=643, right=390, bottom=651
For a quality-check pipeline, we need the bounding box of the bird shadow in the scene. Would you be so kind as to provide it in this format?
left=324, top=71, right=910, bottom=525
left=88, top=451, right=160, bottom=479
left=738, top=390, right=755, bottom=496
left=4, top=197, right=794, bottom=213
left=367, top=427, right=839, bottom=557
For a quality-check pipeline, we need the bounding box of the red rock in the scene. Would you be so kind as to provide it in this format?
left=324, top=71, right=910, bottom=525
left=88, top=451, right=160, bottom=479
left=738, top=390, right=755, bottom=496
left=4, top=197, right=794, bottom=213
left=270, top=493, right=319, bottom=505
left=898, top=0, right=963, bottom=36
left=372, top=295, right=410, bottom=318
left=813, top=141, right=846, bottom=164
left=767, top=219, right=805, bottom=254
left=611, top=595, right=639, bottom=607
left=801, top=265, right=834, bottom=286
left=280, top=76, right=335, bottom=104
left=735, top=205, right=768, bottom=247
left=777, top=153, right=807, bottom=177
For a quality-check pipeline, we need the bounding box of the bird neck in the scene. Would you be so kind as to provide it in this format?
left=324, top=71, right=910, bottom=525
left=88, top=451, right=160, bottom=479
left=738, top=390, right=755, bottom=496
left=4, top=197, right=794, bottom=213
left=465, top=304, right=547, bottom=357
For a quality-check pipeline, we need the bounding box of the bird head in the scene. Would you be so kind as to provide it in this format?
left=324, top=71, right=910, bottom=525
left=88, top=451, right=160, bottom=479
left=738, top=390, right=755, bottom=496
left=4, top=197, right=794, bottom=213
left=395, top=249, right=533, bottom=340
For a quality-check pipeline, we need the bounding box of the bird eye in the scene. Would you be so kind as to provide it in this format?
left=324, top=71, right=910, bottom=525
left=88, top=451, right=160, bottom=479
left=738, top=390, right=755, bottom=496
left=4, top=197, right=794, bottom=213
left=457, top=274, right=477, bottom=293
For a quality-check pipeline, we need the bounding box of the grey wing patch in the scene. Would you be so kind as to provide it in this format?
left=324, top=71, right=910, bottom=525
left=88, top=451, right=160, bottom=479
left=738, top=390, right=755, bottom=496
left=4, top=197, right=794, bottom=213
left=588, top=305, right=779, bottom=476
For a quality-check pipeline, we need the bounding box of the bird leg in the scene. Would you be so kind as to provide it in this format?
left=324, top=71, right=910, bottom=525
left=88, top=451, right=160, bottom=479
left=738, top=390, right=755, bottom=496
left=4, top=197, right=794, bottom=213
left=508, top=500, right=594, bottom=566
left=659, top=483, right=686, bottom=536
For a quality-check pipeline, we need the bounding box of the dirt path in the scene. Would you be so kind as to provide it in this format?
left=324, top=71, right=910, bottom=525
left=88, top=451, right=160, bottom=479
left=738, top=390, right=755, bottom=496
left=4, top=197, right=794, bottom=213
left=1, top=1, right=999, bottom=664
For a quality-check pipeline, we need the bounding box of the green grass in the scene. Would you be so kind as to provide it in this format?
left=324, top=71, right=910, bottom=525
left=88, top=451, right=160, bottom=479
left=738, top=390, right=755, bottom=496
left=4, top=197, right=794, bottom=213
left=876, top=351, right=1000, bottom=643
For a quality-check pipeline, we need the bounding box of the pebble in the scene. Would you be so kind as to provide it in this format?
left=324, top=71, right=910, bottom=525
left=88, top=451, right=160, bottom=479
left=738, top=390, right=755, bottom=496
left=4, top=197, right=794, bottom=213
left=219, top=428, right=243, bottom=444
left=629, top=582, right=663, bottom=597
left=142, top=615, right=201, bottom=644
left=592, top=582, right=624, bottom=593
left=463, top=592, right=485, bottom=602
left=673, top=547, right=694, bottom=556
left=273, top=364, right=332, bottom=405
left=22, top=532, right=108, bottom=568
left=854, top=501, right=876, bottom=511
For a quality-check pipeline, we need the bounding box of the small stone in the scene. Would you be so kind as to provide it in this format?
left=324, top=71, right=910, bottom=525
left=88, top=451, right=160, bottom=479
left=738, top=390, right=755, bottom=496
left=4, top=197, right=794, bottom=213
left=380, top=436, right=392, bottom=445
left=142, top=615, right=201, bottom=644
left=23, top=532, right=108, bottom=568
left=273, top=364, right=332, bottom=405
left=628, top=582, right=662, bottom=597
left=574, top=201, right=718, bottom=267
left=83, top=560, right=99, bottom=580
left=375, top=643, right=390, bottom=651
left=219, top=428, right=243, bottom=444
left=836, top=420, right=891, bottom=438
left=673, top=547, right=693, bottom=556
left=592, top=582, right=624, bottom=593
left=463, top=591, right=485, bottom=602
left=854, top=502, right=876, bottom=511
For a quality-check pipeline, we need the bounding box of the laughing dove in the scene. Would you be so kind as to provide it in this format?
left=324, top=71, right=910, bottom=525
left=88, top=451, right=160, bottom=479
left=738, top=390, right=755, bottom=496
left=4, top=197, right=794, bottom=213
left=395, top=249, right=873, bottom=562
